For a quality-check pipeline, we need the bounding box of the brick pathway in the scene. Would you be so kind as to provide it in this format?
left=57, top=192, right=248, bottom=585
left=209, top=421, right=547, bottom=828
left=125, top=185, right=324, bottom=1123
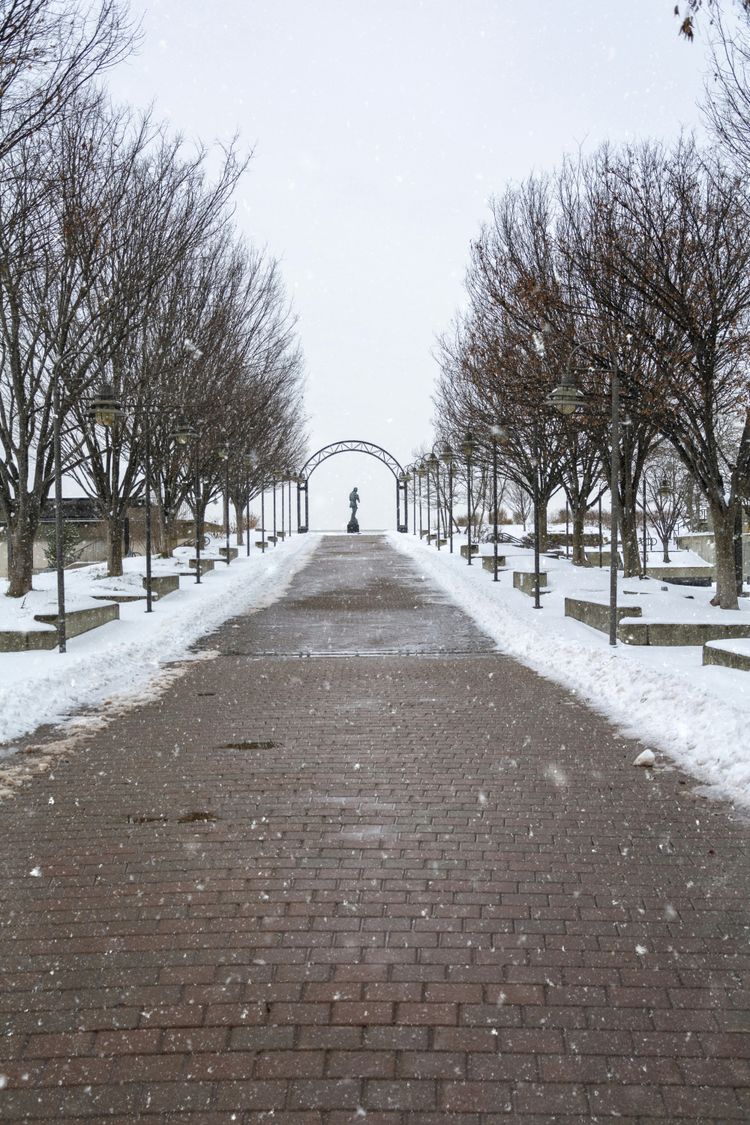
left=0, top=534, right=748, bottom=1122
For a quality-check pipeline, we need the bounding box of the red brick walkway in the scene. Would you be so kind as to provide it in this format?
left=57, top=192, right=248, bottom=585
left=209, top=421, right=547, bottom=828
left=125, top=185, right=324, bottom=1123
left=0, top=535, right=748, bottom=1121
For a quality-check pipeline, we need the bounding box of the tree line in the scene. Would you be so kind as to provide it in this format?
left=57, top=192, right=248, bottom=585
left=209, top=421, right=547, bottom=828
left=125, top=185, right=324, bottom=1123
left=0, top=0, right=307, bottom=598
left=432, top=5, right=750, bottom=610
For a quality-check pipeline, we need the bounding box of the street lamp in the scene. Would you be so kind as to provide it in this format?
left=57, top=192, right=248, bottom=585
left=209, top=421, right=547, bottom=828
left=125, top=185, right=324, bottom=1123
left=489, top=424, right=506, bottom=581
left=548, top=347, right=627, bottom=644
left=89, top=383, right=163, bottom=613
left=440, top=444, right=455, bottom=553
left=173, top=418, right=201, bottom=583
left=416, top=461, right=427, bottom=539
left=428, top=453, right=440, bottom=548
left=462, top=431, right=476, bottom=565
left=398, top=470, right=409, bottom=534
left=218, top=444, right=231, bottom=565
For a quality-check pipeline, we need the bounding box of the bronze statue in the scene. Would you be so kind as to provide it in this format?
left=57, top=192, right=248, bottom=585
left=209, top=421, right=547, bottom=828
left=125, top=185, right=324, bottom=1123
left=347, top=487, right=360, bottom=533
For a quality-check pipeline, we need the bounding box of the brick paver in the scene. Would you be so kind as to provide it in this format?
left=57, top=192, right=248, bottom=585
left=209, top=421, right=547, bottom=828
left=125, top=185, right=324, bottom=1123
left=0, top=534, right=748, bottom=1121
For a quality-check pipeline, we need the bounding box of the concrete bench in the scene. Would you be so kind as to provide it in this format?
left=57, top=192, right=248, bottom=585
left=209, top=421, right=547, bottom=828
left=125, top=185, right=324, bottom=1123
left=513, top=571, right=548, bottom=597
left=619, top=620, right=750, bottom=647
left=0, top=602, right=122, bottom=649
left=481, top=555, right=507, bottom=572
left=703, top=640, right=750, bottom=671
left=147, top=574, right=180, bottom=598
left=565, top=597, right=643, bottom=634
left=188, top=557, right=215, bottom=573
left=646, top=565, right=713, bottom=587
left=218, top=546, right=239, bottom=562
left=460, top=543, right=479, bottom=558
left=584, top=550, right=622, bottom=567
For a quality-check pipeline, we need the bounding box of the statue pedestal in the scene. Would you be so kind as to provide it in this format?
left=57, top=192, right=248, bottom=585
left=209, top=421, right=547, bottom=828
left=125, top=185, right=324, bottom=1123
left=347, top=518, right=360, bottom=534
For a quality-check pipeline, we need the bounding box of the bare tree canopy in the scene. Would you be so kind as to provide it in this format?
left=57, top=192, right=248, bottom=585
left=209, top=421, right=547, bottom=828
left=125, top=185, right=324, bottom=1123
left=0, top=0, right=135, bottom=160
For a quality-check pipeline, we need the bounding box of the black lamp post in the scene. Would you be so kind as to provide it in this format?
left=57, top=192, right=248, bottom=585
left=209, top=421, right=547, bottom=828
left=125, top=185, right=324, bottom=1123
left=173, top=418, right=201, bottom=583
left=546, top=364, right=586, bottom=608
left=439, top=446, right=454, bottom=553
left=218, top=444, right=231, bottom=564
left=272, top=475, right=278, bottom=545
left=489, top=424, right=506, bottom=581
left=416, top=461, right=426, bottom=539
left=548, top=350, right=627, bottom=644
left=260, top=478, right=267, bottom=553
left=462, top=431, right=476, bottom=565
left=428, top=453, right=441, bottom=549
left=90, top=384, right=159, bottom=610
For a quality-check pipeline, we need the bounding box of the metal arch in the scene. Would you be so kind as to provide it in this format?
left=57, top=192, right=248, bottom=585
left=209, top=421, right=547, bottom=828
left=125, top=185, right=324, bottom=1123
left=300, top=440, right=404, bottom=481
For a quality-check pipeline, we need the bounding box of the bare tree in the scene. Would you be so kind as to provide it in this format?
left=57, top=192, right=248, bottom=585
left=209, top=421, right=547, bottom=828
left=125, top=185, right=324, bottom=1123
left=0, top=0, right=135, bottom=159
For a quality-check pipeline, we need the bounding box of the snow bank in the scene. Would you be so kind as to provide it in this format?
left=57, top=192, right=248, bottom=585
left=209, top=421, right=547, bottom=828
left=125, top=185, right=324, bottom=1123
left=0, top=534, right=318, bottom=747
left=389, top=532, right=750, bottom=810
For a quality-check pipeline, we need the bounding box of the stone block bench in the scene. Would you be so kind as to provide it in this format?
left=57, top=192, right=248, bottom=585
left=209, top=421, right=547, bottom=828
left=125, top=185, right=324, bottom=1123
left=0, top=602, right=122, bottom=651
left=646, top=565, right=713, bottom=587
left=565, top=597, right=643, bottom=634
left=218, top=546, right=239, bottom=562
left=147, top=574, right=180, bottom=598
left=703, top=639, right=750, bottom=671
left=188, top=557, right=215, bottom=573
left=584, top=550, right=622, bottom=567
left=460, top=543, right=479, bottom=558
left=481, top=555, right=507, bottom=572
left=619, top=620, right=750, bottom=646
left=513, top=571, right=548, bottom=597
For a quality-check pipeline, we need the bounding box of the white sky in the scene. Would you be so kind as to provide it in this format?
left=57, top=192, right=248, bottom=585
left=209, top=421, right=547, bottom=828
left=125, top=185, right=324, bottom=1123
left=108, top=1, right=708, bottom=530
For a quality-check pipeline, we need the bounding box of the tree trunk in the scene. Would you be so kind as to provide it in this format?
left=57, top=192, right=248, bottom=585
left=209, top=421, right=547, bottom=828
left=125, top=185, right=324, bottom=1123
left=571, top=501, right=587, bottom=566
left=6, top=502, right=38, bottom=597
left=620, top=501, right=641, bottom=578
left=712, top=502, right=740, bottom=609
left=107, top=514, right=124, bottom=577
left=234, top=501, right=244, bottom=545
left=661, top=536, right=671, bottom=564
left=538, top=498, right=549, bottom=553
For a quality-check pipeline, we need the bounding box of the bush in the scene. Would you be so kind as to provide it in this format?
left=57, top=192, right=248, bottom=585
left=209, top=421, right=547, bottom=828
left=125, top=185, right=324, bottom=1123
left=44, top=524, right=83, bottom=568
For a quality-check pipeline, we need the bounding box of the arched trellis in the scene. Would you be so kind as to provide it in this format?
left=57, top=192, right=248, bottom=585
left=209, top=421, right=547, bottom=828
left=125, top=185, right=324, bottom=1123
left=297, top=440, right=408, bottom=533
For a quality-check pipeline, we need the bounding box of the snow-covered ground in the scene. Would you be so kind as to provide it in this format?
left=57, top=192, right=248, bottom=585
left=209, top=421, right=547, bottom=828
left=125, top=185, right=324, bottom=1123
left=389, top=529, right=750, bottom=811
left=0, top=532, right=317, bottom=750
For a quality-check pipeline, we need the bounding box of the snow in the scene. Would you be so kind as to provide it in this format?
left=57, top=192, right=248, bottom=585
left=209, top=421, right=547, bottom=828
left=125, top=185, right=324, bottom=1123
left=0, top=532, right=317, bottom=748
left=389, top=530, right=750, bottom=810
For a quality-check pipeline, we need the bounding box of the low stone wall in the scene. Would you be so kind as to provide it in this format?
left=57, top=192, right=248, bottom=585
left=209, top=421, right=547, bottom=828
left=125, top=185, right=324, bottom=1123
left=703, top=641, right=750, bottom=672
left=565, top=597, right=642, bottom=633
left=481, top=555, right=507, bottom=572
left=513, top=571, right=547, bottom=597
left=188, top=558, right=215, bottom=573
left=218, top=547, right=239, bottom=562
left=646, top=565, right=713, bottom=587
left=460, top=544, right=479, bottom=558
left=676, top=531, right=750, bottom=572
left=620, top=620, right=750, bottom=647
left=0, top=602, right=121, bottom=650
left=147, top=575, right=180, bottom=598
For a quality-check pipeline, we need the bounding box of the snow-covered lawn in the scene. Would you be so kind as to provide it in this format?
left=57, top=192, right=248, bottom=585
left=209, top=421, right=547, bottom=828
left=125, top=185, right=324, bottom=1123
left=389, top=530, right=750, bottom=811
left=0, top=532, right=317, bottom=749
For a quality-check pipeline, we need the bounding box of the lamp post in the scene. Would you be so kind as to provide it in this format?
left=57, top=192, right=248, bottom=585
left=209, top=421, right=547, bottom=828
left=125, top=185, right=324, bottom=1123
left=416, top=461, right=426, bottom=539
left=549, top=352, right=625, bottom=643
left=90, top=384, right=158, bottom=612
left=440, top=445, right=454, bottom=553
left=52, top=362, right=67, bottom=652
left=546, top=360, right=587, bottom=607
left=272, top=475, right=277, bottom=545
left=173, top=418, right=201, bottom=583
left=398, top=471, right=409, bottom=534
left=462, top=431, right=476, bottom=565
left=428, top=453, right=440, bottom=548
left=641, top=474, right=648, bottom=578
left=261, top=478, right=267, bottom=552
left=218, top=444, right=231, bottom=564
left=489, top=425, right=506, bottom=581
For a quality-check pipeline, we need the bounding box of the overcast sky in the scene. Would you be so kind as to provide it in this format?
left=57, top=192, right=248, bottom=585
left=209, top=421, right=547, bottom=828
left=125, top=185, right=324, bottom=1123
left=108, top=1, right=708, bottom=530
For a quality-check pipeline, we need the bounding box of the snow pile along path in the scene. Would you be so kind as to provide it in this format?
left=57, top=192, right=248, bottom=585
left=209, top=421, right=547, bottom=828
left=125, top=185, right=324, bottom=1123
left=0, top=534, right=319, bottom=747
left=389, top=532, right=750, bottom=810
